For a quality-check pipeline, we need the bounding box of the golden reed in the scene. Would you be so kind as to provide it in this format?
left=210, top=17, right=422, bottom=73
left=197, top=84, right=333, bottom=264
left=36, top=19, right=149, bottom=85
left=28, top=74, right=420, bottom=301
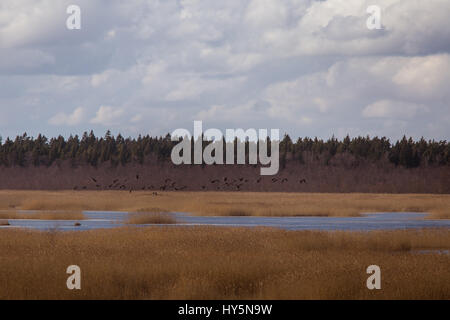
left=0, top=227, right=449, bottom=300
left=0, top=191, right=448, bottom=218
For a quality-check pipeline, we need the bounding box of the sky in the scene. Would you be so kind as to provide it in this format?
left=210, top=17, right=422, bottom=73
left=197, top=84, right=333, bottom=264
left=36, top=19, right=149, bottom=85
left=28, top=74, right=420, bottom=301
left=0, top=0, right=449, bottom=141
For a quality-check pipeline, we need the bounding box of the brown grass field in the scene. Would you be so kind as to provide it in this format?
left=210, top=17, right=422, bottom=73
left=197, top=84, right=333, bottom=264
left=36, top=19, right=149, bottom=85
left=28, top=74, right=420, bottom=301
left=126, top=212, right=177, bottom=224
left=0, top=227, right=449, bottom=300
left=1, top=191, right=448, bottom=299
left=0, top=210, right=85, bottom=220
left=0, top=190, right=448, bottom=218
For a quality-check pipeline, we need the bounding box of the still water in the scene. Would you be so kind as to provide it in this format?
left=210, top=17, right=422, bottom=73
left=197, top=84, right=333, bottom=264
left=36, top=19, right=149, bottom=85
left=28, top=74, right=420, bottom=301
left=1, top=211, right=449, bottom=232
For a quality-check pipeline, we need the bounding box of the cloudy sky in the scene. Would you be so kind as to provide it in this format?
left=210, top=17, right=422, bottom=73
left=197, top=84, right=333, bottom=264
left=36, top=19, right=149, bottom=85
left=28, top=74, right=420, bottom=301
left=1, top=0, right=449, bottom=141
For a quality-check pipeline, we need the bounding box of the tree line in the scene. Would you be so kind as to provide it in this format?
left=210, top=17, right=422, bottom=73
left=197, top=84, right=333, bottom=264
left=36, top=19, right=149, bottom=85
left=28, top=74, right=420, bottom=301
left=0, top=130, right=448, bottom=168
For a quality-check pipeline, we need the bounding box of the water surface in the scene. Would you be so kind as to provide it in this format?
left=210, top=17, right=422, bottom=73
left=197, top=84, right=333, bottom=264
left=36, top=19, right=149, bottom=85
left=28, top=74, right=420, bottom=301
left=1, top=211, right=449, bottom=232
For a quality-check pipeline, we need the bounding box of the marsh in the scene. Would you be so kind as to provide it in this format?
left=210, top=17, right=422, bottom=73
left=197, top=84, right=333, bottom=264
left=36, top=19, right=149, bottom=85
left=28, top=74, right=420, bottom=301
left=2, top=211, right=450, bottom=232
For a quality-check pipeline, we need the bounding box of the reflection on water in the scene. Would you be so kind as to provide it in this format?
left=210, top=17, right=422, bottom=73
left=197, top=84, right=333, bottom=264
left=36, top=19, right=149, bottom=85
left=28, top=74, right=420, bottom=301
left=412, top=249, right=450, bottom=255
left=0, top=211, right=449, bottom=232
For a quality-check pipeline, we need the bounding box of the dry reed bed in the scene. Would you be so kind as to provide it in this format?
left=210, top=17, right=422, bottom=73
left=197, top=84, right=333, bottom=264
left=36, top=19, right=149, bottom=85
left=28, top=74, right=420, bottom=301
left=0, top=210, right=85, bottom=220
left=0, top=227, right=448, bottom=300
left=126, top=212, right=177, bottom=224
left=0, top=191, right=448, bottom=218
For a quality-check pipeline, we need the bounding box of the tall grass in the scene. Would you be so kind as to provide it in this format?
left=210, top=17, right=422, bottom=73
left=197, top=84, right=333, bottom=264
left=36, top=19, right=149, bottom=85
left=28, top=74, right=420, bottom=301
left=0, top=210, right=85, bottom=220
left=32, top=211, right=85, bottom=220
left=126, top=212, right=177, bottom=224
left=0, top=211, right=18, bottom=219
left=0, top=227, right=448, bottom=299
left=0, top=191, right=448, bottom=218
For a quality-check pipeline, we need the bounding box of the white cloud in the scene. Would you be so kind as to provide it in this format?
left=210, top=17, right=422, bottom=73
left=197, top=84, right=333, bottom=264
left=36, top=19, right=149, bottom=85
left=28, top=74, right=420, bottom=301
left=0, top=49, right=54, bottom=72
left=362, top=100, right=428, bottom=119
left=91, top=69, right=119, bottom=87
left=90, top=106, right=125, bottom=126
left=0, top=1, right=65, bottom=49
left=49, top=107, right=85, bottom=126
left=392, top=54, right=450, bottom=99
left=105, top=30, right=116, bottom=40
left=261, top=53, right=448, bottom=138
left=196, top=99, right=274, bottom=122
left=130, top=114, right=143, bottom=123
left=245, top=0, right=288, bottom=28
left=165, top=76, right=247, bottom=101
left=0, top=0, right=449, bottom=140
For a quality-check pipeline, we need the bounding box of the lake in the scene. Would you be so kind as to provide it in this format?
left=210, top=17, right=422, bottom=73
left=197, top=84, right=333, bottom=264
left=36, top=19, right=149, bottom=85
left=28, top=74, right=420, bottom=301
left=1, top=211, right=449, bottom=231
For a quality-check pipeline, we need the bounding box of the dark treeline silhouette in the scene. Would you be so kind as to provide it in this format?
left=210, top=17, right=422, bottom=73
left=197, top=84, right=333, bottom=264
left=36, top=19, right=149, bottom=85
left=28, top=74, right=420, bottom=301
left=0, top=130, right=448, bottom=168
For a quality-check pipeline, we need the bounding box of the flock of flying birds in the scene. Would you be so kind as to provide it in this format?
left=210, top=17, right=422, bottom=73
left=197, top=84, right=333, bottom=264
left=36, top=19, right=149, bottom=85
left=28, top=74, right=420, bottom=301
left=73, top=175, right=307, bottom=193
